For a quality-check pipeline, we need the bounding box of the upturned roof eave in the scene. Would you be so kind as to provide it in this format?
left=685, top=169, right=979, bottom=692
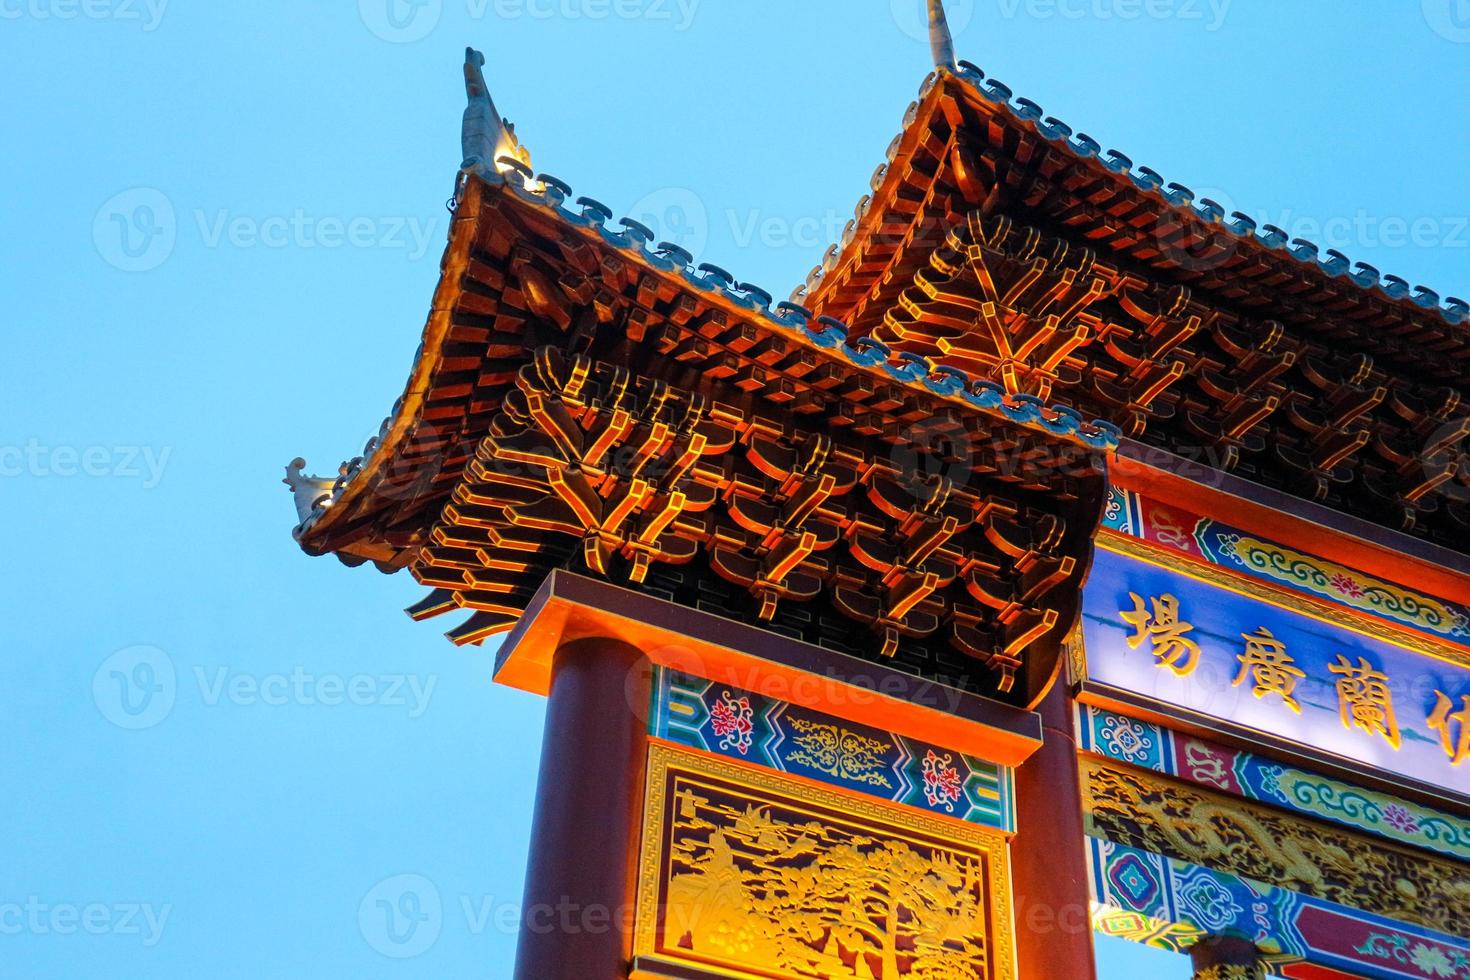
left=801, top=67, right=1470, bottom=339
left=288, top=167, right=1123, bottom=566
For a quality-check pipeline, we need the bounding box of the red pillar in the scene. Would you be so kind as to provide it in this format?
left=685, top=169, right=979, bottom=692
left=1010, top=678, right=1097, bottom=979
left=513, top=636, right=651, bottom=980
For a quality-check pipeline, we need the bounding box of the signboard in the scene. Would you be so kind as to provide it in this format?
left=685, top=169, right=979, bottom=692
left=1079, top=540, right=1470, bottom=801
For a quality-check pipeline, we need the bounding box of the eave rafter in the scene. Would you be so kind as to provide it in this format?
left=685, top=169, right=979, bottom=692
left=802, top=67, right=1470, bottom=550
left=290, top=163, right=1116, bottom=708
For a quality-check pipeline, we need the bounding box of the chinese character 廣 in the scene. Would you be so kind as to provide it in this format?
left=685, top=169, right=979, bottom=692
left=1428, top=691, right=1470, bottom=766
left=1233, top=627, right=1306, bottom=713
left=1121, top=592, right=1201, bottom=677
left=1328, top=655, right=1401, bottom=750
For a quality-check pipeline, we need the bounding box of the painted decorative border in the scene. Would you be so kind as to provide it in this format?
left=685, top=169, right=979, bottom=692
left=1076, top=704, right=1470, bottom=861
left=1103, top=484, right=1470, bottom=647
left=1090, top=838, right=1470, bottom=980
left=649, top=668, right=1014, bottom=832
left=1081, top=758, right=1467, bottom=941
left=633, top=743, right=1016, bottom=980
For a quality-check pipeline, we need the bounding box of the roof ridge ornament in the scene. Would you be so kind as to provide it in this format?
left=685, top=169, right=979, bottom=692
left=929, top=0, right=958, bottom=71
left=461, top=46, right=532, bottom=181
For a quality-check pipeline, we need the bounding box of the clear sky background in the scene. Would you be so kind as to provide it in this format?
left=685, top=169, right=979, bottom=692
left=5, top=1, right=1470, bottom=977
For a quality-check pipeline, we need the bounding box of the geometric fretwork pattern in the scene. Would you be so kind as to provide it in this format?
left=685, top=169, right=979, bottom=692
left=415, top=346, right=1097, bottom=695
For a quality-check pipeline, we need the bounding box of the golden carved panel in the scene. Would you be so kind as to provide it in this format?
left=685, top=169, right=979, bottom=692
left=1191, top=967, right=1264, bottom=980
left=1080, top=757, right=1470, bottom=937
left=634, top=745, right=1015, bottom=980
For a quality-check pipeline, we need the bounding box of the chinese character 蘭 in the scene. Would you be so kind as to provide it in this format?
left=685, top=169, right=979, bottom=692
left=1233, top=627, right=1306, bottom=713
left=1121, top=592, right=1201, bottom=677
left=1328, top=655, right=1401, bottom=750
left=1428, top=691, right=1470, bottom=766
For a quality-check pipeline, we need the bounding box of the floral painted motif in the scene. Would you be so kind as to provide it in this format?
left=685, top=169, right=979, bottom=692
left=1108, top=485, right=1470, bottom=644
left=1100, top=713, right=1157, bottom=766
left=654, top=671, right=1016, bottom=831
left=1356, top=931, right=1470, bottom=979
left=1216, top=533, right=1470, bottom=641
left=921, top=750, right=964, bottom=812
left=784, top=719, right=893, bottom=788
left=709, top=691, right=754, bottom=756
left=1080, top=706, right=1470, bottom=862
left=1382, top=804, right=1421, bottom=835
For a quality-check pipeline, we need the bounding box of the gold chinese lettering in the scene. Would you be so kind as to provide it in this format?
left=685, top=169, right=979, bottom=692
left=1427, top=691, right=1470, bottom=766
left=1232, top=627, right=1305, bottom=713
left=1328, top=655, right=1401, bottom=750
left=1121, top=592, right=1201, bottom=676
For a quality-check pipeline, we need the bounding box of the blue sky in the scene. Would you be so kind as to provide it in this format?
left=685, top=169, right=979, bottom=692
left=5, top=1, right=1470, bottom=977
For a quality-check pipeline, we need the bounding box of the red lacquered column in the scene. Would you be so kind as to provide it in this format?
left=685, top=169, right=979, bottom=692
left=1011, top=678, right=1098, bottom=979
left=513, top=636, right=651, bottom=980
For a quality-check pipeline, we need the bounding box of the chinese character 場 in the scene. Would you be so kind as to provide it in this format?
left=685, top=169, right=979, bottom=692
left=1233, top=627, right=1306, bottom=713
left=1120, top=592, right=1201, bottom=677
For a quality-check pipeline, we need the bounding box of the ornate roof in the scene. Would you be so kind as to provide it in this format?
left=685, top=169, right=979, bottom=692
left=797, top=57, right=1470, bottom=551
left=286, top=148, right=1121, bottom=569
left=284, top=48, right=1118, bottom=707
